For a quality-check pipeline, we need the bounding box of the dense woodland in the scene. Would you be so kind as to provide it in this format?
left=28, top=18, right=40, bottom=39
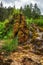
left=0, top=2, right=41, bottom=21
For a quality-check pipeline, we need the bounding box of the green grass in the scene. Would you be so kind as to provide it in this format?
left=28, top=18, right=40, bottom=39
left=26, top=18, right=43, bottom=27
left=26, top=18, right=33, bottom=26
left=2, top=37, right=18, bottom=52
left=33, top=19, right=43, bottom=26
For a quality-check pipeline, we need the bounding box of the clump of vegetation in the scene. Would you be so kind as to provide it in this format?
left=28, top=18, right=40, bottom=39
left=26, top=18, right=43, bottom=27
left=2, top=37, right=18, bottom=52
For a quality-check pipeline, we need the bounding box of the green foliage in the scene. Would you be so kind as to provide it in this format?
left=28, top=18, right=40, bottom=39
left=0, top=7, right=8, bottom=21
left=0, top=2, right=15, bottom=22
left=23, top=5, right=32, bottom=19
left=13, top=9, right=20, bottom=15
left=26, top=18, right=33, bottom=26
left=26, top=18, right=43, bottom=27
left=22, top=3, right=41, bottom=19
left=0, top=19, right=9, bottom=39
left=0, top=2, right=41, bottom=22
left=0, top=9, right=20, bottom=39
left=32, top=3, right=41, bottom=19
left=2, top=37, right=18, bottom=52
left=33, top=19, right=43, bottom=26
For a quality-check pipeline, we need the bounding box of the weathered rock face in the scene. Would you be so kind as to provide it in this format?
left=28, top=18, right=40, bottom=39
left=14, top=13, right=29, bottom=43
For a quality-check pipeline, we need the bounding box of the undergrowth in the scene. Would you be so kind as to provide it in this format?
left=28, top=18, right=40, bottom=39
left=2, top=37, right=18, bottom=52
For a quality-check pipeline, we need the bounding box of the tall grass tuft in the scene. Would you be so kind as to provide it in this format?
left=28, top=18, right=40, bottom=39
left=2, top=37, right=18, bottom=52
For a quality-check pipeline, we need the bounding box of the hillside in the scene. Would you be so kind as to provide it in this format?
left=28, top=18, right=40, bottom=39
left=0, top=13, right=43, bottom=65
